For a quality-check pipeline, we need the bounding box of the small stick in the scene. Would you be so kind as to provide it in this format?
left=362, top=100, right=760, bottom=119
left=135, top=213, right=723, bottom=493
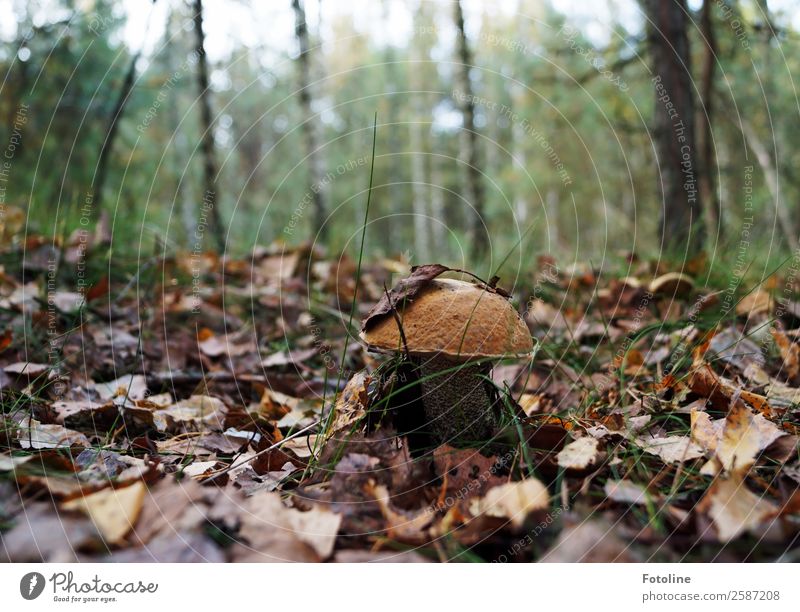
left=383, top=282, right=410, bottom=358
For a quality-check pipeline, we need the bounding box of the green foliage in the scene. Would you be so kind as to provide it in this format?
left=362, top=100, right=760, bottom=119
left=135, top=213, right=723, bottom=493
left=0, top=1, right=797, bottom=272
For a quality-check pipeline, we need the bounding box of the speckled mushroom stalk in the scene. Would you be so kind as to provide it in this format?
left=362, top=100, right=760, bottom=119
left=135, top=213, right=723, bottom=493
left=414, top=354, right=496, bottom=444
left=361, top=277, right=533, bottom=446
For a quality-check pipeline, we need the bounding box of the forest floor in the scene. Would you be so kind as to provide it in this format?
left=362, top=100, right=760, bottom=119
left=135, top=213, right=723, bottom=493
left=1, top=239, right=799, bottom=562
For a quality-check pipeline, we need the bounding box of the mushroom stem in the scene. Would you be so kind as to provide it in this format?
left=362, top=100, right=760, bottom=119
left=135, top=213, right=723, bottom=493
left=415, top=355, right=497, bottom=445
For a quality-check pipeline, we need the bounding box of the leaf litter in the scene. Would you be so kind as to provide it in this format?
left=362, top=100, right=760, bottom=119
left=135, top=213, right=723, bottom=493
left=0, top=244, right=798, bottom=562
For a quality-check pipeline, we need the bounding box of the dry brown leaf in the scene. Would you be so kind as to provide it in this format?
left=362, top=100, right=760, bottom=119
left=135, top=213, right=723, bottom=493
left=0, top=454, right=33, bottom=471
left=257, top=388, right=297, bottom=420
left=51, top=400, right=113, bottom=426
left=540, top=517, right=640, bottom=562
left=62, top=481, right=146, bottom=544
left=91, top=374, right=148, bottom=401
left=0, top=503, right=99, bottom=562
left=556, top=437, right=601, bottom=470
left=3, top=362, right=49, bottom=377
left=325, top=371, right=370, bottom=440
left=261, top=347, right=317, bottom=368
left=517, top=393, right=543, bottom=416
left=689, top=364, right=772, bottom=415
left=232, top=493, right=341, bottom=562
left=469, top=478, right=549, bottom=528
left=604, top=480, right=659, bottom=505
left=701, top=473, right=778, bottom=542
left=16, top=418, right=89, bottom=450
left=182, top=460, right=221, bottom=480
left=771, top=326, right=800, bottom=380
left=152, top=395, right=226, bottom=433
left=634, top=434, right=705, bottom=464
left=369, top=483, right=431, bottom=542
left=691, top=403, right=788, bottom=474
left=361, top=263, right=451, bottom=332
left=736, top=289, right=772, bottom=317
left=690, top=410, right=724, bottom=451
left=129, top=478, right=208, bottom=544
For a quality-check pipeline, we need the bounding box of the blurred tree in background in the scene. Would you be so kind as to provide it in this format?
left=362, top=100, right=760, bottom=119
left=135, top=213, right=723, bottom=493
left=0, top=0, right=798, bottom=275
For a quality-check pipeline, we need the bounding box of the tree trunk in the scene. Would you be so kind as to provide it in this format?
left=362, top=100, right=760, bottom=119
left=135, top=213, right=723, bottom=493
left=643, top=0, right=703, bottom=256
left=511, top=82, right=528, bottom=227
left=409, top=3, right=431, bottom=263
left=292, top=0, right=327, bottom=241
left=429, top=147, right=447, bottom=255
left=740, top=119, right=797, bottom=251
left=93, top=50, right=140, bottom=212
left=453, top=0, right=487, bottom=259
left=193, top=0, right=226, bottom=252
left=698, top=0, right=721, bottom=244
left=409, top=113, right=431, bottom=264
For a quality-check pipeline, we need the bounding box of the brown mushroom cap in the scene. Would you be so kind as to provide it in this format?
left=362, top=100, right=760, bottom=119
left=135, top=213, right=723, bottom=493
left=360, top=278, right=533, bottom=360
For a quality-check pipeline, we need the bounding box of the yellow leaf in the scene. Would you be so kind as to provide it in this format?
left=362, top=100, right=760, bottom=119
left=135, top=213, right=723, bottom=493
left=470, top=479, right=549, bottom=528
left=62, top=482, right=146, bottom=544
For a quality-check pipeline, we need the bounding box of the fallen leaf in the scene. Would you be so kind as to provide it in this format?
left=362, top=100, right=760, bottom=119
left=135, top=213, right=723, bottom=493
left=325, top=371, right=370, bottom=440
left=261, top=347, right=317, bottom=368
left=433, top=445, right=506, bottom=503
left=604, top=480, right=659, bottom=505
left=691, top=402, right=788, bottom=473
left=689, top=364, right=771, bottom=415
left=557, top=437, right=601, bottom=470
left=182, top=461, right=221, bottom=480
left=231, top=463, right=296, bottom=496
left=51, top=400, right=115, bottom=427
left=361, top=263, right=451, bottom=332
left=0, top=503, right=99, bottom=562
left=152, top=395, right=226, bottom=433
left=128, top=478, right=208, bottom=544
left=709, top=328, right=765, bottom=371
left=0, top=454, right=33, bottom=471
left=772, top=326, right=800, bottom=380
left=4, top=362, right=49, bottom=377
left=91, top=374, right=148, bottom=402
left=736, top=289, right=772, bottom=317
left=231, top=493, right=341, bottom=562
left=540, top=517, right=640, bottom=562
left=634, top=434, right=705, bottom=464
left=62, top=481, right=147, bottom=544
left=368, top=483, right=431, bottom=542
left=469, top=478, right=549, bottom=528
left=700, top=473, right=778, bottom=542
left=16, top=418, right=90, bottom=450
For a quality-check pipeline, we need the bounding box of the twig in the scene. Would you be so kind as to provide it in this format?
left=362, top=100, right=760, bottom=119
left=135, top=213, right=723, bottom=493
left=383, top=282, right=410, bottom=358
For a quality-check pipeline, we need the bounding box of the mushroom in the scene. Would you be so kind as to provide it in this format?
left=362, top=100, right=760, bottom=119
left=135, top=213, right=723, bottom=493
left=360, top=277, right=533, bottom=445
